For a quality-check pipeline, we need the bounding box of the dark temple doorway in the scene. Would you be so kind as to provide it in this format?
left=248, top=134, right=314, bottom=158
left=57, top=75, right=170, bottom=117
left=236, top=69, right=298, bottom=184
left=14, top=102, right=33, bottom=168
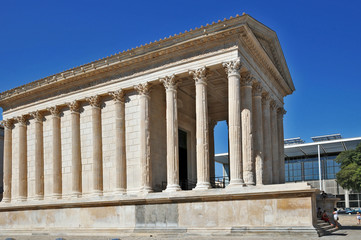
left=179, top=129, right=189, bottom=190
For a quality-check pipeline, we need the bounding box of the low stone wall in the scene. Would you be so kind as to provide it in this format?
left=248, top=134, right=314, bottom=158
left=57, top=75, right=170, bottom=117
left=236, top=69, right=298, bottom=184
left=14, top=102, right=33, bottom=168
left=0, top=183, right=319, bottom=238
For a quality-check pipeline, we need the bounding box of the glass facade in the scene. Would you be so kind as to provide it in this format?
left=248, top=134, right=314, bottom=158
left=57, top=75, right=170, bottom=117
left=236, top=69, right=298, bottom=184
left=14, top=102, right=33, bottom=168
left=285, top=155, right=340, bottom=182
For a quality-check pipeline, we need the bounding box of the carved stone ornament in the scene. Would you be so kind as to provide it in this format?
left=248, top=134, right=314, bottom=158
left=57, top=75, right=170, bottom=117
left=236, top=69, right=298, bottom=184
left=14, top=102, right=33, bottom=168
left=86, top=95, right=101, bottom=108
left=67, top=101, right=81, bottom=113
left=134, top=82, right=151, bottom=95
left=240, top=71, right=254, bottom=86
left=17, top=115, right=29, bottom=126
left=47, top=106, right=61, bottom=117
left=159, top=75, right=180, bottom=90
left=189, top=67, right=207, bottom=84
left=30, top=110, right=44, bottom=122
left=109, top=89, right=125, bottom=103
left=261, top=92, right=270, bottom=105
left=222, top=59, right=241, bottom=76
left=1, top=119, right=14, bottom=129
left=270, top=100, right=277, bottom=110
left=252, top=82, right=263, bottom=96
left=277, top=107, right=287, bottom=115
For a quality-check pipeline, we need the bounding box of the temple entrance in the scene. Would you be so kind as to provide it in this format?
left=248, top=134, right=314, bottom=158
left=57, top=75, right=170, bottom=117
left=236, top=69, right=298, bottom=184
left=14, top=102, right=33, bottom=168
left=179, top=129, right=190, bottom=190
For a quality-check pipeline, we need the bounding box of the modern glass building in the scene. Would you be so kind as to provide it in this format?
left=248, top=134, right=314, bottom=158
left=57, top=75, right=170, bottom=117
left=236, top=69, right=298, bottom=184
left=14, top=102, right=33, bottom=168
left=215, top=134, right=361, bottom=208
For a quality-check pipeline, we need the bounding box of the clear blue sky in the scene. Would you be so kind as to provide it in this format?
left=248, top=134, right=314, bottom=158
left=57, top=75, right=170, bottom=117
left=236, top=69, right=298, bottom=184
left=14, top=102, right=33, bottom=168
left=1, top=1, right=361, bottom=173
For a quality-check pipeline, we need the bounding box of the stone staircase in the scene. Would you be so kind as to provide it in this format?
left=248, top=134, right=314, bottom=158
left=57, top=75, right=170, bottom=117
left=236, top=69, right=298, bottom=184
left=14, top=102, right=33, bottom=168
left=316, top=219, right=339, bottom=236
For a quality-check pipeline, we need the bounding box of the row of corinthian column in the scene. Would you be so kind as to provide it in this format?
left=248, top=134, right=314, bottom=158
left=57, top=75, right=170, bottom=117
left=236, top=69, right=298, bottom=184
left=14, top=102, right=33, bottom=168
left=1, top=58, right=286, bottom=203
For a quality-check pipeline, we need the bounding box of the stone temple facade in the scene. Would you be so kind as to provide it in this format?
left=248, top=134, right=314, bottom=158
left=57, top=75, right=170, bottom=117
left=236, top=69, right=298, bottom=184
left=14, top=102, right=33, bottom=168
left=0, top=14, right=321, bottom=238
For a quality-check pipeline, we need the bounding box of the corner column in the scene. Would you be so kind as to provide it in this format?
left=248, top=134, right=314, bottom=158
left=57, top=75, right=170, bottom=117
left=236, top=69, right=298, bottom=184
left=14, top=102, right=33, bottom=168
left=67, top=101, right=82, bottom=197
left=48, top=106, right=62, bottom=198
left=223, top=59, right=244, bottom=187
left=86, top=95, right=103, bottom=195
left=189, top=67, right=211, bottom=190
left=252, top=83, right=264, bottom=185
left=160, top=75, right=182, bottom=192
left=2, top=119, right=14, bottom=203
left=135, top=83, right=153, bottom=193
left=109, top=90, right=127, bottom=194
left=17, top=115, right=28, bottom=201
left=270, top=100, right=280, bottom=184
left=30, top=111, right=44, bottom=200
left=262, top=93, right=272, bottom=184
left=241, top=72, right=255, bottom=185
left=277, top=107, right=286, bottom=183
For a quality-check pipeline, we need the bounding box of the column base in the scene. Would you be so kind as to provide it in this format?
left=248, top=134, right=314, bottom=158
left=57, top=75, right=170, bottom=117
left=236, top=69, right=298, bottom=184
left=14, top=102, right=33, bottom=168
left=113, top=188, right=127, bottom=195
left=33, top=195, right=44, bottom=201
left=90, top=190, right=103, bottom=197
left=164, top=184, right=181, bottom=192
left=226, top=179, right=246, bottom=189
left=71, top=192, right=82, bottom=198
left=193, top=182, right=211, bottom=190
left=2, top=197, right=11, bottom=203
left=50, top=193, right=62, bottom=199
left=17, top=196, right=27, bottom=202
left=141, top=186, right=153, bottom=194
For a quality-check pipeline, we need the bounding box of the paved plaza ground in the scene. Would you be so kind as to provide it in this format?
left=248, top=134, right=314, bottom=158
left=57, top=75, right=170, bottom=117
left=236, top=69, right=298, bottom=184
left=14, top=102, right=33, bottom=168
left=1, top=215, right=360, bottom=240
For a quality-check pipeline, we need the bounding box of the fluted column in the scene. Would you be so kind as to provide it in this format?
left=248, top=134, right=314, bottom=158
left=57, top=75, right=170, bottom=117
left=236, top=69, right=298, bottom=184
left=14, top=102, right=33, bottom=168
left=189, top=67, right=211, bottom=190
left=67, top=101, right=82, bottom=197
left=252, top=83, right=264, bottom=185
left=270, top=100, right=279, bottom=184
left=209, top=119, right=217, bottom=183
left=109, top=90, right=127, bottom=194
left=262, top=93, right=272, bottom=184
left=135, top=83, right=153, bottom=193
left=86, top=95, right=103, bottom=195
left=2, top=119, right=14, bottom=203
left=17, top=115, right=28, bottom=201
left=277, top=107, right=286, bottom=183
left=48, top=106, right=62, bottom=198
left=241, top=72, right=255, bottom=185
left=160, top=75, right=182, bottom=192
left=223, top=59, right=244, bottom=187
left=30, top=111, right=44, bottom=200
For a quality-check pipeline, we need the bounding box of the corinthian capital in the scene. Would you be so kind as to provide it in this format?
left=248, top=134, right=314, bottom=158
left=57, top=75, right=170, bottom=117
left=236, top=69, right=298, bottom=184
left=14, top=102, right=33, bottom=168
left=189, top=67, right=207, bottom=84
left=30, top=110, right=44, bottom=122
left=222, top=59, right=241, bottom=77
left=1, top=119, right=14, bottom=129
left=240, top=71, right=254, bottom=86
left=47, top=106, right=61, bottom=117
left=109, top=89, right=125, bottom=103
left=17, top=115, right=29, bottom=126
left=270, top=100, right=277, bottom=110
left=86, top=95, right=101, bottom=108
left=134, top=82, right=151, bottom=96
left=159, top=75, right=180, bottom=90
left=252, top=82, right=263, bottom=96
left=67, top=101, right=81, bottom=113
left=277, top=107, right=287, bottom=115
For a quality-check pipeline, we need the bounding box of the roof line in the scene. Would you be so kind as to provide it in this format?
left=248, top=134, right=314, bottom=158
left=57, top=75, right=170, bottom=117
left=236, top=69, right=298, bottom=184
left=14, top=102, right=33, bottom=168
left=284, top=136, right=361, bottom=149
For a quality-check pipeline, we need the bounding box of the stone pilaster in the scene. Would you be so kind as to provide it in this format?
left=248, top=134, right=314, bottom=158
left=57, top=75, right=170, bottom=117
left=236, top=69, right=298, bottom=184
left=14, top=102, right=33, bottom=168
left=241, top=72, right=254, bottom=185
left=189, top=67, right=211, bottom=190
left=1, top=119, right=14, bottom=203
left=134, top=83, right=153, bottom=193
left=67, top=101, right=82, bottom=197
left=17, top=115, right=28, bottom=201
left=270, top=100, right=279, bottom=184
left=109, top=90, right=127, bottom=194
left=30, top=111, right=44, bottom=200
left=262, top=93, right=272, bottom=184
left=277, top=107, right=286, bottom=183
left=209, top=119, right=217, bottom=183
left=160, top=75, right=182, bottom=192
left=86, top=95, right=103, bottom=195
left=252, top=83, right=264, bottom=185
left=47, top=106, right=62, bottom=198
left=223, top=59, right=244, bottom=187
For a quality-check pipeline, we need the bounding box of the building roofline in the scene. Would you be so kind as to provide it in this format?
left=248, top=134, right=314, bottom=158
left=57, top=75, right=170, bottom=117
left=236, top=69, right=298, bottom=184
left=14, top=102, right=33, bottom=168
left=284, top=136, right=361, bottom=149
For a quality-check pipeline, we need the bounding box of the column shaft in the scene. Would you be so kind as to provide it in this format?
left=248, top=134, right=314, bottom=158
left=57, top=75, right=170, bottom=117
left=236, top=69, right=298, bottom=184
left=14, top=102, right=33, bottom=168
left=241, top=72, right=254, bottom=185
left=31, top=111, right=44, bottom=199
left=135, top=83, right=152, bottom=193
left=270, top=101, right=279, bottom=184
left=209, top=120, right=217, bottom=184
left=87, top=95, right=103, bottom=195
left=110, top=90, right=127, bottom=194
left=68, top=101, right=82, bottom=197
left=252, top=84, right=264, bottom=185
left=277, top=108, right=286, bottom=183
left=161, top=75, right=181, bottom=192
left=17, top=116, right=28, bottom=201
left=223, top=59, right=244, bottom=187
left=262, top=94, right=272, bottom=184
left=2, top=120, right=13, bottom=202
left=189, top=67, right=211, bottom=190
